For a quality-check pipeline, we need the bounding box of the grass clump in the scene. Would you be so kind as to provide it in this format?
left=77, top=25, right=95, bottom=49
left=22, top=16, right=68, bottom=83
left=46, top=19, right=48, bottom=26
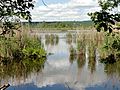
left=0, top=31, right=46, bottom=64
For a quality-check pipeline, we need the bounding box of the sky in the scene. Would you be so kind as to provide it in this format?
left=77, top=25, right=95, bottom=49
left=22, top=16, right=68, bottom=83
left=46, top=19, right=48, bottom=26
left=30, top=0, right=101, bottom=22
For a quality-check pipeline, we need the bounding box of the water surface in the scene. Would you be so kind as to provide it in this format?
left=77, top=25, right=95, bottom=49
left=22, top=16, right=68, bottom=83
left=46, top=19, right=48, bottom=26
left=1, top=30, right=120, bottom=90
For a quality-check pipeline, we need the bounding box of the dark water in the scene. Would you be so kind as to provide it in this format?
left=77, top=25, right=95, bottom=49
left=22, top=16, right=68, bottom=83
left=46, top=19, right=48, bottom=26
left=1, top=31, right=120, bottom=90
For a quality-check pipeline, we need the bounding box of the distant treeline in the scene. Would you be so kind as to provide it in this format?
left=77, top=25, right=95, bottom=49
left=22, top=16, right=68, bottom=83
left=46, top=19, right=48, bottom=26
left=22, top=21, right=95, bottom=30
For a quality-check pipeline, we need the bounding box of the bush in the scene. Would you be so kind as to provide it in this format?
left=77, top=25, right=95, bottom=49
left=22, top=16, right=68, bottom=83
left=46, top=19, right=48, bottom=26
left=100, top=33, right=120, bottom=64
left=0, top=34, right=46, bottom=62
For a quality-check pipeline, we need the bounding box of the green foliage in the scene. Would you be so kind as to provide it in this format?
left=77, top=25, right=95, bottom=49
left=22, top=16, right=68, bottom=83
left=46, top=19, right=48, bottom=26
left=0, top=35, right=46, bottom=61
left=100, top=33, right=120, bottom=64
left=101, top=54, right=116, bottom=64
left=88, top=0, right=120, bottom=33
left=0, top=0, right=34, bottom=21
left=103, top=33, right=120, bottom=52
left=22, top=47, right=46, bottom=59
left=99, top=0, right=120, bottom=10
left=0, top=0, right=34, bottom=36
left=88, top=0, right=120, bottom=64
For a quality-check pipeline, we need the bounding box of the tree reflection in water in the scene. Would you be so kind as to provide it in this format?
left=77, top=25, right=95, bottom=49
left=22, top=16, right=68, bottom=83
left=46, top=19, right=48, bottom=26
left=0, top=57, right=46, bottom=85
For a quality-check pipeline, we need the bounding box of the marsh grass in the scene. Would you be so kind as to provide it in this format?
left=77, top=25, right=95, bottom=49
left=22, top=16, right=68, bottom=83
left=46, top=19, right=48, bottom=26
left=0, top=29, right=46, bottom=64
left=66, top=33, right=77, bottom=44
left=77, top=31, right=104, bottom=57
left=77, top=31, right=120, bottom=64
left=45, top=34, right=59, bottom=45
left=68, top=31, right=104, bottom=71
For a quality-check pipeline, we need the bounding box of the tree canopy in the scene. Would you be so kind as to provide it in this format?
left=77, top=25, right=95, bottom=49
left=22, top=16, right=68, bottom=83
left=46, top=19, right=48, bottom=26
left=88, top=0, right=120, bottom=33
left=0, top=0, right=34, bottom=35
left=0, top=0, right=34, bottom=21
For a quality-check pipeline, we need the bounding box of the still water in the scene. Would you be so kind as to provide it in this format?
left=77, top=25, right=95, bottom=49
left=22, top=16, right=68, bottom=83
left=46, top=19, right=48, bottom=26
left=1, top=31, right=120, bottom=90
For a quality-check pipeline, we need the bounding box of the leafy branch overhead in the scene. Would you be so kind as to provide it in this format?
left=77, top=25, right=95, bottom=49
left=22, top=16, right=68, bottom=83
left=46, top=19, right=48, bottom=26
left=0, top=0, right=34, bottom=35
left=88, top=0, right=120, bottom=33
left=0, top=0, right=34, bottom=21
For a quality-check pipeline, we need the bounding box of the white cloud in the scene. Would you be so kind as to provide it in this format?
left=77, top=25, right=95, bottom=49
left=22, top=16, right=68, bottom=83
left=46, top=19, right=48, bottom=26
left=31, top=0, right=100, bottom=21
left=70, top=0, right=98, bottom=6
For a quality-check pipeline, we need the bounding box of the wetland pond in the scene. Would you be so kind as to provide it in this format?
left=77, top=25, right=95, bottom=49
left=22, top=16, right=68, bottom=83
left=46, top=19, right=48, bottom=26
left=1, top=30, right=120, bottom=90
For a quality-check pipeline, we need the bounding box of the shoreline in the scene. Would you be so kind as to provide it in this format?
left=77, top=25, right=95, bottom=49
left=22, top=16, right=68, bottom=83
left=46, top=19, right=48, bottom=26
left=29, top=29, right=96, bottom=33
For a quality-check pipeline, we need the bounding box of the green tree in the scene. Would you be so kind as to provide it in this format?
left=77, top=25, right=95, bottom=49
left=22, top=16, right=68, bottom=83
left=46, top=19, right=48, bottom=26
left=0, top=0, right=34, bottom=35
left=89, top=0, right=120, bottom=64
left=88, top=0, right=120, bottom=33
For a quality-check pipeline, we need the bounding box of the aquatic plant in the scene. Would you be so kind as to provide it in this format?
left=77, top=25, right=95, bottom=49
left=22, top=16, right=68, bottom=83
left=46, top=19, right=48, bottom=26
left=66, top=33, right=73, bottom=44
left=0, top=32, right=46, bottom=63
left=45, top=34, right=59, bottom=45
left=69, top=46, right=77, bottom=64
left=100, top=33, right=120, bottom=64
